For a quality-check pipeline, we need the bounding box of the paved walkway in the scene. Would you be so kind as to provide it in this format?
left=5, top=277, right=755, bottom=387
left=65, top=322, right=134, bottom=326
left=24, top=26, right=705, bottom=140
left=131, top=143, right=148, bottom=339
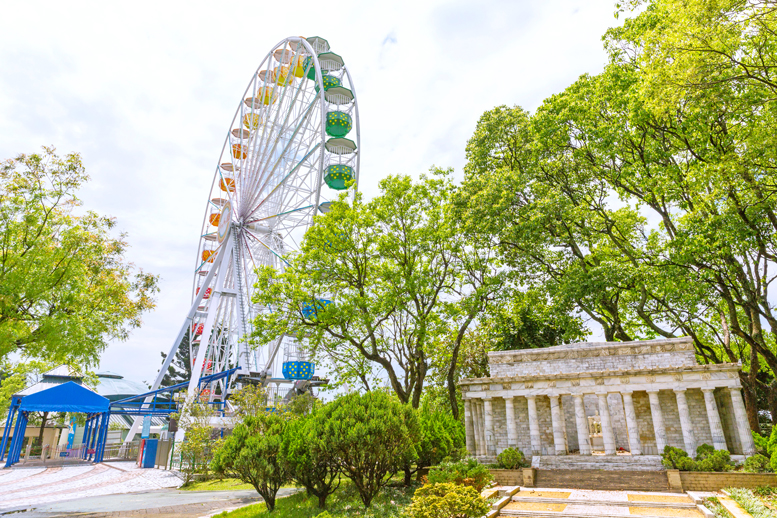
left=0, top=462, right=297, bottom=517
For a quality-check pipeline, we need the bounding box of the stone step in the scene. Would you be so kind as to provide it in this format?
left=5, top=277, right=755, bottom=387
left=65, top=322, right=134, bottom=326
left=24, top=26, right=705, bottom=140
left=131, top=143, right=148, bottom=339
left=500, top=510, right=699, bottom=518
left=533, top=469, right=671, bottom=492
left=535, top=455, right=664, bottom=472
left=510, top=497, right=696, bottom=509
left=512, top=495, right=696, bottom=509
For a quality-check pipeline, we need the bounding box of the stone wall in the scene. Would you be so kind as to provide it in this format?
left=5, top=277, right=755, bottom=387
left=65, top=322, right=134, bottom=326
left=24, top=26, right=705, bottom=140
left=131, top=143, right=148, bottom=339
left=490, top=468, right=777, bottom=492
left=679, top=471, right=777, bottom=491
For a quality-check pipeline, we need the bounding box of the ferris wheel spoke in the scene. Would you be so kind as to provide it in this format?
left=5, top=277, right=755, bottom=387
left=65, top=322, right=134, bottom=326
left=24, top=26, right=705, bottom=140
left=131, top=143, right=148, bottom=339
left=242, top=93, right=318, bottom=216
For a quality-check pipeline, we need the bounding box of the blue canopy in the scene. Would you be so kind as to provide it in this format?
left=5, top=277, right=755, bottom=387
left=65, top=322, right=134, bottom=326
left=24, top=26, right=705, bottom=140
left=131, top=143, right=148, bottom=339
left=19, top=381, right=109, bottom=413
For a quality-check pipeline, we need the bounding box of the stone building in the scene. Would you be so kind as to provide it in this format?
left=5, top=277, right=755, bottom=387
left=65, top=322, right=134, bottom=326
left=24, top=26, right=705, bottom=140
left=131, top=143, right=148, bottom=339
left=460, top=337, right=756, bottom=466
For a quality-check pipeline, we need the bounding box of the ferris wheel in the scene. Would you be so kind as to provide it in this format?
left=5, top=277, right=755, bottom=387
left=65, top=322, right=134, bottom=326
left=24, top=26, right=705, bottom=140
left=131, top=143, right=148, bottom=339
left=131, top=36, right=359, bottom=435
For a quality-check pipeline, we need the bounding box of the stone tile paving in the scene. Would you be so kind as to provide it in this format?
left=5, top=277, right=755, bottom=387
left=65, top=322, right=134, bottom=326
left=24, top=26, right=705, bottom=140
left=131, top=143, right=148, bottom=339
left=0, top=462, right=183, bottom=512
left=502, top=487, right=706, bottom=517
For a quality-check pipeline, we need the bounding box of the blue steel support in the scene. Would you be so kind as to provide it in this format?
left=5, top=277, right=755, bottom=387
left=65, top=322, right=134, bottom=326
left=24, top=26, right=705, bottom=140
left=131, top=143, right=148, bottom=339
left=95, top=412, right=110, bottom=463
left=88, top=414, right=99, bottom=460
left=0, top=397, right=20, bottom=461
left=9, top=412, right=28, bottom=466
left=4, top=409, right=24, bottom=467
left=81, top=415, right=92, bottom=460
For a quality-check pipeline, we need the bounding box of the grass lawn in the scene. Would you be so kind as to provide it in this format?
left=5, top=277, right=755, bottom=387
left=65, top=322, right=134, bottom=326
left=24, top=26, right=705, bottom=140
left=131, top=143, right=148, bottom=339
left=180, top=478, right=256, bottom=491
left=214, top=480, right=416, bottom=518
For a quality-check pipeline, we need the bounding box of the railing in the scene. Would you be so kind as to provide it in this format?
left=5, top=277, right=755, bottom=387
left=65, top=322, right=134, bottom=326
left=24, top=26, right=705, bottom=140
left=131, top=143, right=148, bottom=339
left=103, top=440, right=141, bottom=461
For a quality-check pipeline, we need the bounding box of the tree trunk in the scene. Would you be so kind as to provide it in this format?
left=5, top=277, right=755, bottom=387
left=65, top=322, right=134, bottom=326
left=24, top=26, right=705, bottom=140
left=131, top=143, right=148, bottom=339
left=318, top=492, right=327, bottom=509
left=403, top=465, right=412, bottom=486
left=740, top=374, right=761, bottom=433
left=37, top=411, right=49, bottom=448
left=769, top=381, right=777, bottom=428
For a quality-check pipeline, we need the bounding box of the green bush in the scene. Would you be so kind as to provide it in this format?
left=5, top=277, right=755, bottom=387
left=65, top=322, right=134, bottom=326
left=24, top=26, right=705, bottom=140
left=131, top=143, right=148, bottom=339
left=404, top=482, right=490, bottom=518
left=426, top=458, right=493, bottom=492
left=281, top=411, right=341, bottom=509
left=770, top=449, right=777, bottom=473
left=415, top=403, right=465, bottom=471
left=768, top=426, right=777, bottom=456
left=210, top=413, right=291, bottom=512
left=660, top=444, right=733, bottom=472
left=661, top=445, right=690, bottom=470
left=752, top=431, right=769, bottom=457
left=312, top=391, right=420, bottom=508
left=743, top=454, right=772, bottom=473
left=497, top=447, right=527, bottom=470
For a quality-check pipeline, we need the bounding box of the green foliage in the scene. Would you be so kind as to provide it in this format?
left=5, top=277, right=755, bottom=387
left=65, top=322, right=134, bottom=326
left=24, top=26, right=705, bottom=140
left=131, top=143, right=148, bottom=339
left=426, top=458, right=493, bottom=492
left=456, top=0, right=777, bottom=423
left=174, top=401, right=217, bottom=484
left=743, top=454, right=772, bottom=474
left=211, top=412, right=291, bottom=512
left=228, top=384, right=268, bottom=420
left=212, top=479, right=415, bottom=518
left=767, top=426, right=777, bottom=457
left=282, top=410, right=341, bottom=509
left=497, top=448, right=527, bottom=470
left=726, top=488, right=775, bottom=518
left=0, top=147, right=158, bottom=367
left=415, top=402, right=465, bottom=471
left=404, top=482, right=490, bottom=518
left=311, top=391, right=420, bottom=508
left=660, top=445, right=733, bottom=472
left=251, top=172, right=507, bottom=413
left=753, top=432, right=769, bottom=457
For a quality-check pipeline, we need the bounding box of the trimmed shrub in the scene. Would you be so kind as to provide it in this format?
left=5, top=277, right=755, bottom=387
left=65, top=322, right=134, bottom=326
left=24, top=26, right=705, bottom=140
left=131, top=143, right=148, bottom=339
left=281, top=411, right=341, bottom=509
left=660, top=444, right=733, bottom=472
left=426, top=458, right=493, bottom=492
left=497, top=447, right=528, bottom=470
left=312, top=391, right=420, bottom=508
left=405, top=482, right=490, bottom=518
left=661, top=445, right=690, bottom=470
left=210, top=413, right=291, bottom=512
left=768, top=425, right=777, bottom=456
left=743, top=454, right=772, bottom=473
left=752, top=431, right=769, bottom=457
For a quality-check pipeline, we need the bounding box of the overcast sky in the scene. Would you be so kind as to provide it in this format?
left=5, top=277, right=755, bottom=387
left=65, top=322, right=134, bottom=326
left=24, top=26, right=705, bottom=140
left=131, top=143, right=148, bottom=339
left=1, top=0, right=620, bottom=384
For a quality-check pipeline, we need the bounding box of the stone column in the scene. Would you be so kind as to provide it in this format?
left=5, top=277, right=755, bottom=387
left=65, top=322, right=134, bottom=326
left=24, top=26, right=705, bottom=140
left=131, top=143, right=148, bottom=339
left=549, top=395, right=567, bottom=455
left=622, top=392, right=642, bottom=455
left=464, top=399, right=476, bottom=455
left=526, top=395, right=542, bottom=456
left=701, top=388, right=727, bottom=451
left=504, top=396, right=518, bottom=448
left=473, top=399, right=486, bottom=457
left=484, top=398, right=495, bottom=456
left=597, top=393, right=616, bottom=455
left=730, top=387, right=756, bottom=456
left=674, top=389, right=697, bottom=455
left=471, top=401, right=482, bottom=456
left=573, top=394, right=591, bottom=455
left=647, top=390, right=668, bottom=453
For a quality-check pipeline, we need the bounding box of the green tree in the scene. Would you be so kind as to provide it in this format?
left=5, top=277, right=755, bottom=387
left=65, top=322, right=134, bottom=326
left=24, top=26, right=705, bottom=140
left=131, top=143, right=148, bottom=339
left=457, top=0, right=777, bottom=429
left=159, top=334, right=191, bottom=387
left=0, top=147, right=158, bottom=367
left=311, top=391, right=420, bottom=508
left=282, top=411, right=341, bottom=509
left=252, top=172, right=505, bottom=415
left=211, top=412, right=290, bottom=512
left=413, top=400, right=465, bottom=478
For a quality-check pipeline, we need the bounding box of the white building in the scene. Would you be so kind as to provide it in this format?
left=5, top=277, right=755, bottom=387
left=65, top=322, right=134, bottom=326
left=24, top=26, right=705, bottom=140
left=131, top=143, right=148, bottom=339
left=460, top=337, right=756, bottom=468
